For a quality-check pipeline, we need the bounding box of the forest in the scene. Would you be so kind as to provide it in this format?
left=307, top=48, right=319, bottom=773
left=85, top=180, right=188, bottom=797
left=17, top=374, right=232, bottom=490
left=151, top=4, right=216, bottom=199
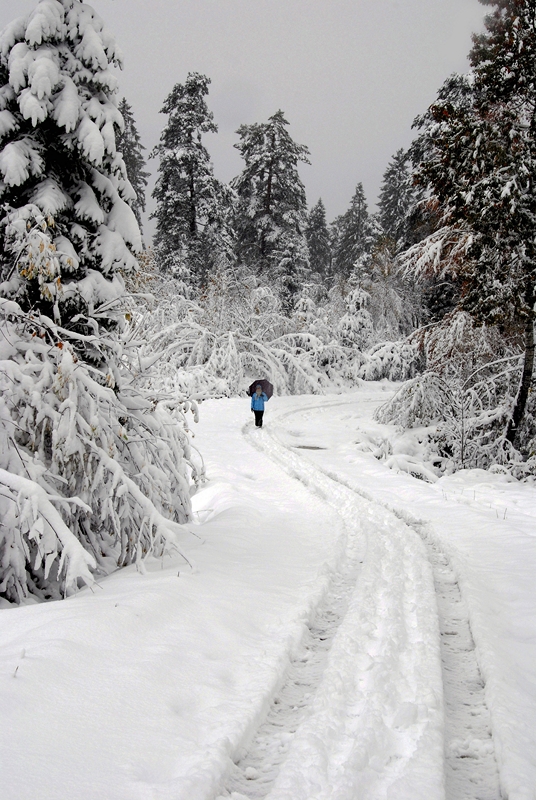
left=0, top=0, right=535, bottom=603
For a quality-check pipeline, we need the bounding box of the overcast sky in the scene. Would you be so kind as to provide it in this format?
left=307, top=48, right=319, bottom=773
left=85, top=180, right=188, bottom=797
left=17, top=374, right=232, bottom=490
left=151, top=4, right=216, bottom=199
left=1, top=0, right=487, bottom=237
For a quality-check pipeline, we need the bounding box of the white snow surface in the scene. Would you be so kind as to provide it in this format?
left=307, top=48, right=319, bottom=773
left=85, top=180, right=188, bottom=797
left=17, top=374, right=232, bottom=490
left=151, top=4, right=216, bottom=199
left=1, top=384, right=535, bottom=800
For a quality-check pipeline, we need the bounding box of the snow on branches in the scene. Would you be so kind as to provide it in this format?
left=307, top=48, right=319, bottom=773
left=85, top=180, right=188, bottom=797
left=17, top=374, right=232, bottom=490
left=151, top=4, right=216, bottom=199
left=408, top=3, right=536, bottom=448
left=0, top=0, right=141, bottom=327
left=374, top=312, right=533, bottom=478
left=133, top=269, right=353, bottom=400
left=0, top=293, right=200, bottom=603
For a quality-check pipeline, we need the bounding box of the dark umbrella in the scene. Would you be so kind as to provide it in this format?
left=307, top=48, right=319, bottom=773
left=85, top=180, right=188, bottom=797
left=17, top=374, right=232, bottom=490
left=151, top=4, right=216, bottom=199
left=248, top=379, right=274, bottom=399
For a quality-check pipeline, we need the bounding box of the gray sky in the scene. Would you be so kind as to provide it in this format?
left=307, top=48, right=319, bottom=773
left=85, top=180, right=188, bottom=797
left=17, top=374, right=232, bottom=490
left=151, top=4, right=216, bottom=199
left=1, top=0, right=486, bottom=238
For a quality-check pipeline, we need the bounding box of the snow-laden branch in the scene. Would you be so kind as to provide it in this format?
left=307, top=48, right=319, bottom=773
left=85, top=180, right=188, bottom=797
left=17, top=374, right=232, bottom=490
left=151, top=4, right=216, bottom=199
left=400, top=225, right=473, bottom=281
left=0, top=294, right=200, bottom=603
left=0, top=468, right=95, bottom=598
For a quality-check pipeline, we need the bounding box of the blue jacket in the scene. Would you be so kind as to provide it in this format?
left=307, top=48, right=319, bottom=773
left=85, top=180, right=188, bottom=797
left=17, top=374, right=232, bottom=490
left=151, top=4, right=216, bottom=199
left=251, top=391, right=268, bottom=411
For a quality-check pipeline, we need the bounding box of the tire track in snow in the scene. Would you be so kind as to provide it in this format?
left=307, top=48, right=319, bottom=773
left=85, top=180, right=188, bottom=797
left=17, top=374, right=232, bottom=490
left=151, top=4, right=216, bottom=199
left=223, top=552, right=362, bottom=799
left=418, top=527, right=502, bottom=800
left=267, top=402, right=503, bottom=800
left=219, top=424, right=365, bottom=799
left=219, top=418, right=445, bottom=800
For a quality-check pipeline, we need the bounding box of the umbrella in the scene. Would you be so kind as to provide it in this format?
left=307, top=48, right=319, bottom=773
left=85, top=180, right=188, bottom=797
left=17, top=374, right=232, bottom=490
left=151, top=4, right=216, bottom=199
left=248, top=379, right=274, bottom=399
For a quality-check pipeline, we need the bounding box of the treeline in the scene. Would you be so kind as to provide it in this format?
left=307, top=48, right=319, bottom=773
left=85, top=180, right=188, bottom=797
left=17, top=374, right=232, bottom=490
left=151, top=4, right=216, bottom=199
left=122, top=73, right=441, bottom=333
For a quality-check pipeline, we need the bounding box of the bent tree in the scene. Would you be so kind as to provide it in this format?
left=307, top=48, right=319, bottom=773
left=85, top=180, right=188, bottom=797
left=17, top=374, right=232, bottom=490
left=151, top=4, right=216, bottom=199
left=410, top=0, right=536, bottom=448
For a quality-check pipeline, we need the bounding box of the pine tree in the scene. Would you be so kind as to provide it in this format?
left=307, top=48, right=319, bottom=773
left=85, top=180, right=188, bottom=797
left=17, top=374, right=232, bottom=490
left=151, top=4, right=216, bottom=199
left=337, top=286, right=374, bottom=351
left=306, top=198, right=331, bottom=280
left=0, top=0, right=197, bottom=603
left=151, top=73, right=232, bottom=287
left=332, top=183, right=373, bottom=279
left=232, top=110, right=311, bottom=307
left=0, top=0, right=141, bottom=346
left=116, top=98, right=149, bottom=234
left=377, top=149, right=416, bottom=249
left=410, top=0, right=536, bottom=448
left=273, top=230, right=311, bottom=313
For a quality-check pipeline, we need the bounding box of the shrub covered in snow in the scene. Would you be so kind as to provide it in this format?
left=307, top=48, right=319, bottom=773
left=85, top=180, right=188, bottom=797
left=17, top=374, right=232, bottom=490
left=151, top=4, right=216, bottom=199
left=134, top=269, right=354, bottom=400
left=0, top=293, right=200, bottom=603
left=374, top=316, right=532, bottom=476
left=360, top=339, right=421, bottom=382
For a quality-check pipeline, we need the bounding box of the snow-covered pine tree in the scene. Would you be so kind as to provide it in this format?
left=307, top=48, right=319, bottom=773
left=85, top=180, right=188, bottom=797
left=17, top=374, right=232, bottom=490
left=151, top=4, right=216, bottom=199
left=0, top=0, right=141, bottom=347
left=337, top=286, right=373, bottom=351
left=377, top=149, right=416, bottom=250
left=377, top=143, right=460, bottom=325
left=328, top=216, right=344, bottom=281
left=272, top=230, right=311, bottom=314
left=332, top=183, right=373, bottom=279
left=116, top=98, right=149, bottom=234
left=0, top=0, right=198, bottom=603
left=335, top=153, right=421, bottom=343
left=232, top=110, right=311, bottom=309
left=151, top=73, right=233, bottom=287
left=306, top=198, right=331, bottom=281
left=408, top=0, right=536, bottom=449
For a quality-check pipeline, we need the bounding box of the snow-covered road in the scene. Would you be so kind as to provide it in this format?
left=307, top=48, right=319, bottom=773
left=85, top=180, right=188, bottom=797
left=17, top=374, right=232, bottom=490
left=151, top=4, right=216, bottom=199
left=257, top=392, right=536, bottom=800
left=223, top=417, right=444, bottom=800
left=1, top=386, right=535, bottom=800
left=221, top=396, right=500, bottom=800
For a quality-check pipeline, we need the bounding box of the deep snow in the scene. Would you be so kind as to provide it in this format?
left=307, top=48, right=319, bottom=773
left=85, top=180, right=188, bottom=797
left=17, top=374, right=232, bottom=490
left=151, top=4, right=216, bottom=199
left=1, top=384, right=535, bottom=800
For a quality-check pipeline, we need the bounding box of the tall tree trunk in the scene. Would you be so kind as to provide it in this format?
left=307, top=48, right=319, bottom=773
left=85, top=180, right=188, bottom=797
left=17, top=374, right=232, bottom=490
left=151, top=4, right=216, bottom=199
left=261, top=156, right=274, bottom=260
left=265, top=159, right=273, bottom=216
left=506, top=310, right=535, bottom=447
left=189, top=170, right=196, bottom=237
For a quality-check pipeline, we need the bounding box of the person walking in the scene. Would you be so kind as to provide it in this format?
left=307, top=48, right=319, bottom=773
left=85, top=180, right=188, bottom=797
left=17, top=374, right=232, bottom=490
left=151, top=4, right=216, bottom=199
left=251, top=384, right=269, bottom=427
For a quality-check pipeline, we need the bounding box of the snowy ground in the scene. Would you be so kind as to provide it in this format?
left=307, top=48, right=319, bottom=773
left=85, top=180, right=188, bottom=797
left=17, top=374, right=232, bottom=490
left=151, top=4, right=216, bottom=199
left=1, top=383, right=535, bottom=800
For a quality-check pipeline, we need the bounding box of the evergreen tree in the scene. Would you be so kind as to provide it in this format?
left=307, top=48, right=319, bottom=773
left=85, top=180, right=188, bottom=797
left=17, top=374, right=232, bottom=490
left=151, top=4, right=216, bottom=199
left=367, top=151, right=425, bottom=335
left=410, top=0, right=536, bottom=447
left=273, top=230, right=311, bottom=313
left=329, top=216, right=344, bottom=279
left=116, top=98, right=149, bottom=234
left=0, top=0, right=141, bottom=347
left=306, top=198, right=331, bottom=280
left=337, top=286, right=374, bottom=351
left=151, top=73, right=232, bottom=286
left=0, top=0, right=197, bottom=602
left=232, top=110, right=311, bottom=307
left=377, top=149, right=416, bottom=248
left=332, top=183, right=373, bottom=279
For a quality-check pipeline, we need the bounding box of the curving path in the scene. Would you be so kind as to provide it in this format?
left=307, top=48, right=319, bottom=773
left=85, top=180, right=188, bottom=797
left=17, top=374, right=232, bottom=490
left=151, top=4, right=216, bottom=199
left=218, top=397, right=503, bottom=800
